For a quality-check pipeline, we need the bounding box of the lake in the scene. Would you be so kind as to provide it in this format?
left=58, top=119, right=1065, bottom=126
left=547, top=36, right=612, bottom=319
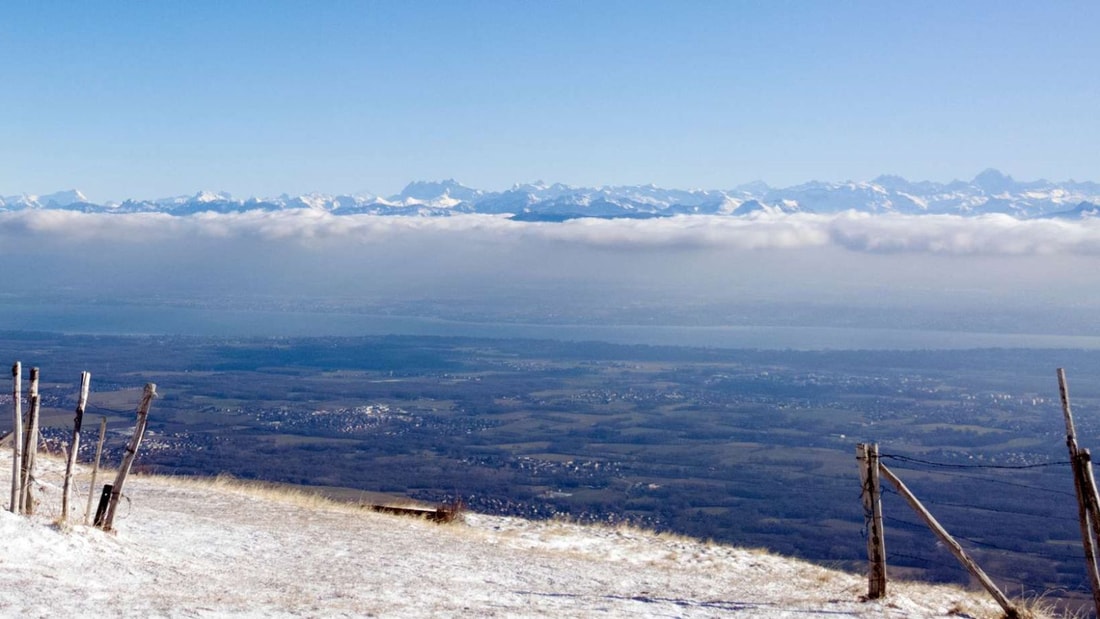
left=2, top=301, right=1099, bottom=350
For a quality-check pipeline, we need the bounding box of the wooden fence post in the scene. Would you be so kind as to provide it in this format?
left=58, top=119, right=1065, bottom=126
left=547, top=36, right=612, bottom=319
left=20, top=392, right=40, bottom=515
left=878, top=463, right=1020, bottom=619
left=857, top=443, right=887, bottom=599
left=101, top=383, right=156, bottom=531
left=84, top=416, right=107, bottom=525
left=93, top=484, right=112, bottom=528
left=1058, top=368, right=1100, bottom=618
left=61, top=371, right=90, bottom=523
left=19, top=368, right=40, bottom=514
left=1079, top=450, right=1100, bottom=551
left=9, top=362, right=21, bottom=514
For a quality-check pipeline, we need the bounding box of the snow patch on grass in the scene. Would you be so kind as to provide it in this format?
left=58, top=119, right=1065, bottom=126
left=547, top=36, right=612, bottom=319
left=0, top=451, right=1055, bottom=617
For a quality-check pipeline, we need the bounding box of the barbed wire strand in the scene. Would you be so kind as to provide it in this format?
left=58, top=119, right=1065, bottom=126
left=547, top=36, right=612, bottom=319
left=910, top=497, right=1079, bottom=523
left=883, top=502, right=1091, bottom=581
left=884, top=525, right=1085, bottom=591
left=875, top=460, right=1077, bottom=498
left=887, top=551, right=961, bottom=571
left=953, top=532, right=1085, bottom=563
left=881, top=453, right=1071, bottom=470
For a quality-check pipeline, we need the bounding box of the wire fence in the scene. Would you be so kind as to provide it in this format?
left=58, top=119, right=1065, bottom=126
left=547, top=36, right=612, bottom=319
left=864, top=452, right=1091, bottom=598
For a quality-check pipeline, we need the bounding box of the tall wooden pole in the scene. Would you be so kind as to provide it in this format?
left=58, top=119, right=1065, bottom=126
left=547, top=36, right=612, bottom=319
left=61, top=372, right=90, bottom=523
left=1058, top=368, right=1100, bottom=618
left=101, top=383, right=156, bottom=531
left=9, top=362, right=21, bottom=514
left=879, top=463, right=1019, bottom=619
left=857, top=443, right=887, bottom=598
left=84, top=416, right=107, bottom=525
left=19, top=367, right=40, bottom=513
left=1060, top=368, right=1082, bottom=453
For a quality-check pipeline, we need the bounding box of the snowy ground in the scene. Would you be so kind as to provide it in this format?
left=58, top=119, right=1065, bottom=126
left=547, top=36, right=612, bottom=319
left=0, top=451, right=1034, bottom=618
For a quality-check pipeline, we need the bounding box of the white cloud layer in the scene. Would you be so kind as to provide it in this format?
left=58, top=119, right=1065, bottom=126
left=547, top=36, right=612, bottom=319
left=4, top=209, right=1100, bottom=337
left=3, top=210, right=1100, bottom=256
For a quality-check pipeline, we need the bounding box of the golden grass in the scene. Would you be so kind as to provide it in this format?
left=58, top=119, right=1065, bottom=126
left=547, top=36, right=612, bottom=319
left=141, top=471, right=435, bottom=515
left=1005, top=590, right=1088, bottom=619
left=2, top=451, right=452, bottom=525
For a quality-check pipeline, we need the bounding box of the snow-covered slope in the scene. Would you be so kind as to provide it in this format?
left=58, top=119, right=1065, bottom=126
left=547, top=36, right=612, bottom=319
left=0, top=452, right=1031, bottom=618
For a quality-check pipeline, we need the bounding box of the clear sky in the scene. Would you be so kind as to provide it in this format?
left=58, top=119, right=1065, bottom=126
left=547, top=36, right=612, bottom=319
left=2, top=1, right=1097, bottom=201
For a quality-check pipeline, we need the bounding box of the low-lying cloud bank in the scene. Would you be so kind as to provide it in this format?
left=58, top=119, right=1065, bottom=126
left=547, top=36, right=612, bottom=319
left=5, top=209, right=1100, bottom=338
left=2, top=210, right=1099, bottom=256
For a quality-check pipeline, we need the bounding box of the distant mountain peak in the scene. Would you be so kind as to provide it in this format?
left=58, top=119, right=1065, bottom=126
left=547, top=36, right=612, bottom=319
left=193, top=190, right=233, bottom=203
left=40, top=189, right=89, bottom=207
left=397, top=179, right=481, bottom=202
left=972, top=168, right=1014, bottom=193
left=870, top=175, right=911, bottom=191
left=512, top=180, right=550, bottom=192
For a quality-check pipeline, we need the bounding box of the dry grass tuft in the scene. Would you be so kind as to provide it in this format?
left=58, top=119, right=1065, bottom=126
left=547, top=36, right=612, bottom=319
left=606, top=520, right=703, bottom=545
left=143, top=471, right=466, bottom=524
left=1006, top=590, right=1087, bottom=619
left=150, top=472, right=365, bottom=512
left=51, top=516, right=74, bottom=533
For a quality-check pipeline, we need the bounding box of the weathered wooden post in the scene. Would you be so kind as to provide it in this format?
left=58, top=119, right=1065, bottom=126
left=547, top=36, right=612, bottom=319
left=857, top=443, right=887, bottom=599
left=93, top=484, right=112, bottom=527
left=101, top=383, right=156, bottom=531
left=1058, top=368, right=1100, bottom=618
left=1079, top=450, right=1100, bottom=551
left=9, top=362, right=22, bottom=514
left=84, top=416, right=107, bottom=525
left=61, top=372, right=91, bottom=523
left=19, top=368, right=40, bottom=514
left=878, top=463, right=1020, bottom=618
left=20, top=394, right=40, bottom=515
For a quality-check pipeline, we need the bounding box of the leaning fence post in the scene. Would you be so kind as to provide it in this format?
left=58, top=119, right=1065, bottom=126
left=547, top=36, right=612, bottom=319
left=9, top=362, right=22, bottom=514
left=1080, top=450, right=1100, bottom=554
left=857, top=443, right=887, bottom=599
left=878, top=463, right=1019, bottom=619
left=101, top=383, right=156, bottom=531
left=61, top=371, right=90, bottom=523
left=1058, top=368, right=1100, bottom=618
left=84, top=416, right=107, bottom=525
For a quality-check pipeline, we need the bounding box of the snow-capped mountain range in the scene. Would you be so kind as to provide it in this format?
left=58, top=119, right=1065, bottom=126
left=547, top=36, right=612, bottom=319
left=3, top=169, right=1099, bottom=219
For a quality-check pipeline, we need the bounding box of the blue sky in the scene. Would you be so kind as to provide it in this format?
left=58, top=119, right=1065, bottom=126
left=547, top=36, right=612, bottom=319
left=2, top=1, right=1097, bottom=201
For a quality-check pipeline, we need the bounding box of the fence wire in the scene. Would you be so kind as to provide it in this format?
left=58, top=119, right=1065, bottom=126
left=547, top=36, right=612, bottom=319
left=863, top=451, right=1092, bottom=601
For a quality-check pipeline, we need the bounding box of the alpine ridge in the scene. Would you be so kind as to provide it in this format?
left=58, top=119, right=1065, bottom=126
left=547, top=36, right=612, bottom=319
left=3, top=170, right=1099, bottom=220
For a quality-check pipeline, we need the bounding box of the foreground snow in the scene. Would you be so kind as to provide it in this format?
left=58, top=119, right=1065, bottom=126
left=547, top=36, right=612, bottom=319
left=1, top=452, right=1026, bottom=618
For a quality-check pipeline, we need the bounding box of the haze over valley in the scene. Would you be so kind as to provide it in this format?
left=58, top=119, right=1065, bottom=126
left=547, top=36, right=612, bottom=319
left=4, top=170, right=1100, bottom=344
